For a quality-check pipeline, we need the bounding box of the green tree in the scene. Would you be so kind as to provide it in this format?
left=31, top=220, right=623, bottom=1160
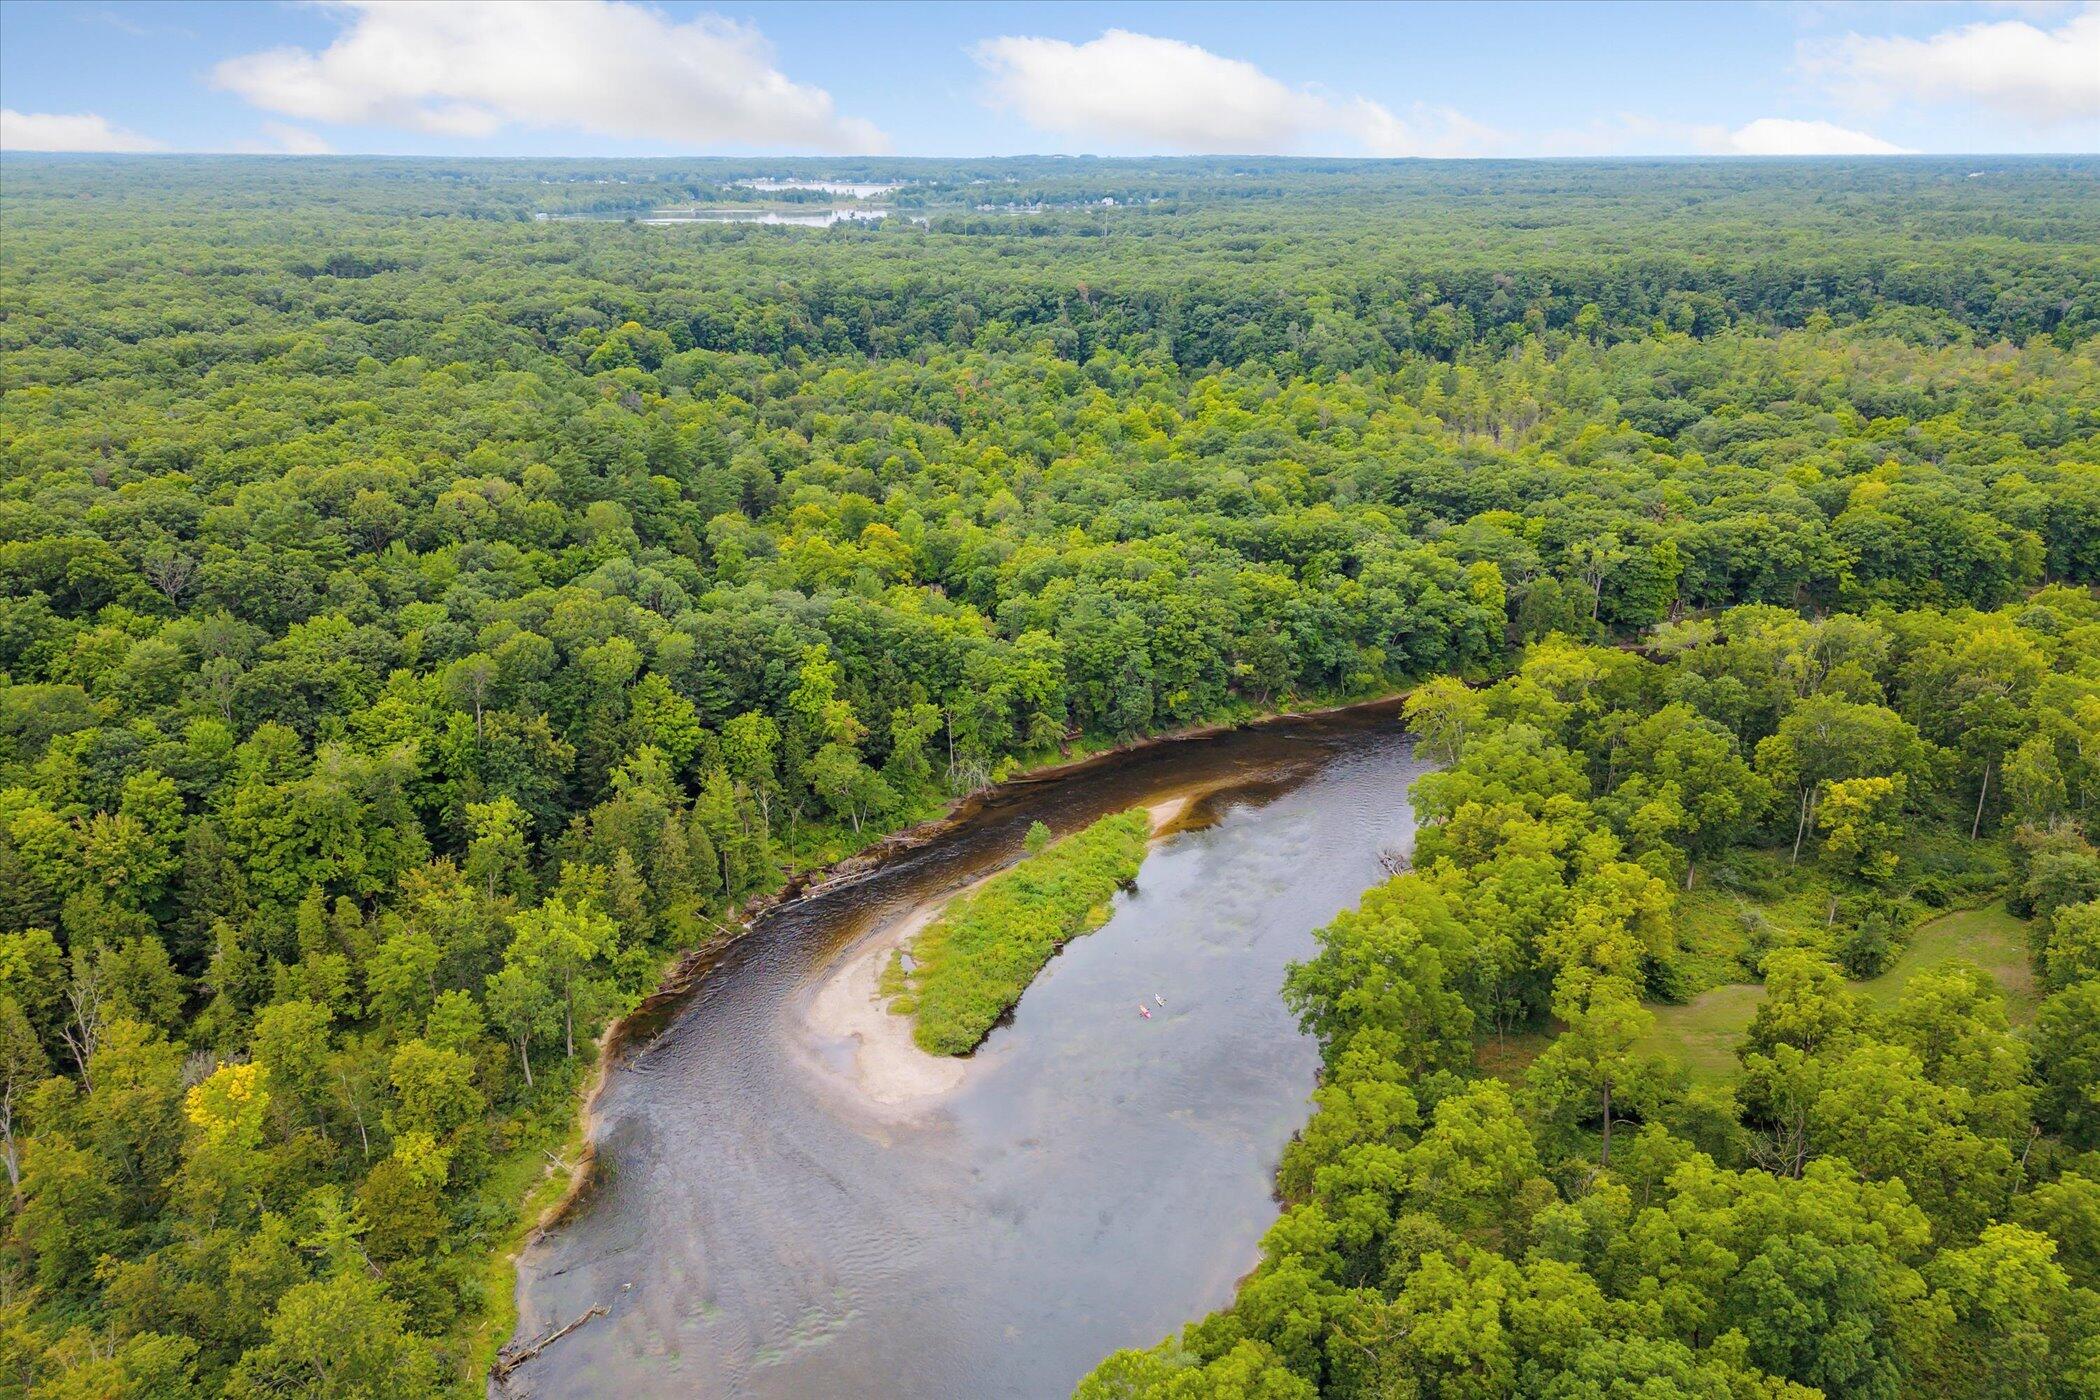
left=883, top=701, right=942, bottom=796
left=500, top=898, right=618, bottom=1059
left=1754, top=697, right=1930, bottom=866
left=225, top=1272, right=440, bottom=1399
left=630, top=673, right=706, bottom=773
left=2033, top=980, right=2100, bottom=1149
left=1611, top=703, right=1766, bottom=890
left=1404, top=676, right=1485, bottom=766
left=0, top=996, right=46, bottom=1193
left=1926, top=1224, right=2095, bottom=1400
left=483, top=962, right=557, bottom=1088
left=464, top=795, right=532, bottom=903
left=1526, top=974, right=1664, bottom=1168
left=1819, top=774, right=1908, bottom=886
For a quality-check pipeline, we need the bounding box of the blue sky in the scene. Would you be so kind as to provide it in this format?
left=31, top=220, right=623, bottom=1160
left=3, top=1, right=2096, bottom=158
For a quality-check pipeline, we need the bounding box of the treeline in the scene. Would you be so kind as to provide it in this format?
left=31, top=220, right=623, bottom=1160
left=5, top=157, right=2098, bottom=388
left=0, top=156, right=2094, bottom=1394
left=1080, top=598, right=2100, bottom=1398
left=890, top=810, right=1150, bottom=1055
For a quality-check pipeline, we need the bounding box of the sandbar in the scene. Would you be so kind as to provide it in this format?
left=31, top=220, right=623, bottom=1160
left=798, top=791, right=1202, bottom=1111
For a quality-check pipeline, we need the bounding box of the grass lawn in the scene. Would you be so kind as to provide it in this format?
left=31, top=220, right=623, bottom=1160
left=1636, top=983, right=1772, bottom=1084
left=1637, top=902, right=2035, bottom=1085
left=1858, top=902, right=2038, bottom=1021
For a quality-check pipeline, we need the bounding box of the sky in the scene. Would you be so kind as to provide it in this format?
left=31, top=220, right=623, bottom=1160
left=2, top=1, right=2096, bottom=159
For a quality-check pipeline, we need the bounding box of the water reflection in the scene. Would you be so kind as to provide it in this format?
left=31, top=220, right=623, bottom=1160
left=508, top=705, right=1423, bottom=1399
left=541, top=208, right=890, bottom=226
left=639, top=208, right=888, bottom=227
left=730, top=179, right=906, bottom=198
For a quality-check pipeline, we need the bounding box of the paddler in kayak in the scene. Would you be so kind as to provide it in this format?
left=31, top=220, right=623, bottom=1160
left=1137, top=1003, right=1151, bottom=1019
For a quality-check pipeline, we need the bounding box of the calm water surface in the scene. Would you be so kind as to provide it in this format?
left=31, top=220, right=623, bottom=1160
left=507, top=706, right=1426, bottom=1399
left=730, top=179, right=906, bottom=197
left=543, top=208, right=889, bottom=226
left=638, top=208, right=888, bottom=227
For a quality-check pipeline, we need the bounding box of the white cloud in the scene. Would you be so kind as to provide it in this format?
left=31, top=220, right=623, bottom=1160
left=1806, top=8, right=2100, bottom=122
left=1536, top=113, right=1726, bottom=157
left=233, top=122, right=335, bottom=156
left=0, top=109, right=164, bottom=152
left=1724, top=117, right=1912, bottom=155
left=1344, top=98, right=1510, bottom=160
left=974, top=30, right=1316, bottom=152
left=972, top=29, right=1500, bottom=156
left=1525, top=111, right=1914, bottom=158
left=211, top=0, right=885, bottom=152
left=0, top=108, right=164, bottom=152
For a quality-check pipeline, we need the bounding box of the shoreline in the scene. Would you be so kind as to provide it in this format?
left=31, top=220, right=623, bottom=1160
left=795, top=792, right=1202, bottom=1112
left=488, top=688, right=1407, bottom=1382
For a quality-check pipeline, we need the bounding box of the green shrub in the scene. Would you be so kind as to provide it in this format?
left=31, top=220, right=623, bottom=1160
left=1835, top=894, right=1909, bottom=977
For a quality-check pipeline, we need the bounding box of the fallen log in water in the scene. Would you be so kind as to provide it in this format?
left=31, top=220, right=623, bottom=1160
left=491, top=1305, right=609, bottom=1386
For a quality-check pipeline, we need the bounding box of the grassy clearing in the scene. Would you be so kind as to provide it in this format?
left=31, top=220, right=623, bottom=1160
left=891, top=809, right=1151, bottom=1055
left=1636, top=984, right=1774, bottom=1085
left=1859, top=902, right=2038, bottom=1021
left=1675, top=880, right=1830, bottom=975
left=1673, top=832, right=2011, bottom=992
left=1640, top=902, right=2035, bottom=1085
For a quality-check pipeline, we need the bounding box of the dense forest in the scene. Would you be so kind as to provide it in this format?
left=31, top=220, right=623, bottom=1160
left=0, top=154, right=2095, bottom=1396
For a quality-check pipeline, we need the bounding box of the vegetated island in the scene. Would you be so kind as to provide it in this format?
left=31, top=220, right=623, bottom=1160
left=883, top=809, right=1153, bottom=1055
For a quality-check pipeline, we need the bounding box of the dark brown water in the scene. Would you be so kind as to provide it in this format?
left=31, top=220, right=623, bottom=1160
left=506, top=705, right=1425, bottom=1399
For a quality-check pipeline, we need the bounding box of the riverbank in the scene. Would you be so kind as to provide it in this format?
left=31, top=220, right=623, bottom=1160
left=486, top=688, right=1408, bottom=1386
left=775, top=690, right=1407, bottom=901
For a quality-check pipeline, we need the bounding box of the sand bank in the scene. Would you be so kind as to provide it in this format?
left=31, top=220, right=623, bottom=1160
left=799, top=792, right=1202, bottom=1111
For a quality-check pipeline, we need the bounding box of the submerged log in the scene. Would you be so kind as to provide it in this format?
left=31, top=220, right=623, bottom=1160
left=492, top=1305, right=609, bottom=1385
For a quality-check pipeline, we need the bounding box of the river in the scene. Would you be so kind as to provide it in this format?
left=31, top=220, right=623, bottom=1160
left=505, top=703, right=1427, bottom=1398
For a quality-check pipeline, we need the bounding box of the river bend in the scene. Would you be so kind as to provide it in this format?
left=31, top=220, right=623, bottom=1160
left=508, top=705, right=1427, bottom=1398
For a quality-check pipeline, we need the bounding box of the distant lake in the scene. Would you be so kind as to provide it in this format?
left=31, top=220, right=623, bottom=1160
left=644, top=207, right=889, bottom=226
left=544, top=208, right=890, bottom=227
left=731, top=179, right=906, bottom=198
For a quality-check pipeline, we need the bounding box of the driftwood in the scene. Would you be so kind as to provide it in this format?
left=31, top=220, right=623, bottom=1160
left=492, top=1305, right=609, bottom=1385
